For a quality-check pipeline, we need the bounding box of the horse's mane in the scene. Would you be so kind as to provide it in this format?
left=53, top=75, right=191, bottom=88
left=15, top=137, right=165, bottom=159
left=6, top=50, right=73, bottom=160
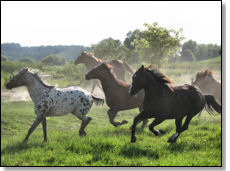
left=196, top=69, right=214, bottom=80
left=144, top=66, right=173, bottom=85
left=102, top=63, right=129, bottom=87
left=32, top=72, right=54, bottom=88
left=82, top=51, right=103, bottom=63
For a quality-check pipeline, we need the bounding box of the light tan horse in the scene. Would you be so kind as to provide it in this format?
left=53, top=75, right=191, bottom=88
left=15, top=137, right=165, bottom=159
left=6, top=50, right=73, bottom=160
left=85, top=63, right=148, bottom=128
left=192, top=69, right=221, bottom=104
left=75, top=51, right=134, bottom=93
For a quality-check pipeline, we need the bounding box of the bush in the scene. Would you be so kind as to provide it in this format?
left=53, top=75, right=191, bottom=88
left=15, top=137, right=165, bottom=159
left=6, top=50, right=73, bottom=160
left=42, top=54, right=66, bottom=66
left=1, top=55, right=8, bottom=62
left=19, top=57, right=35, bottom=63
left=180, top=49, right=196, bottom=61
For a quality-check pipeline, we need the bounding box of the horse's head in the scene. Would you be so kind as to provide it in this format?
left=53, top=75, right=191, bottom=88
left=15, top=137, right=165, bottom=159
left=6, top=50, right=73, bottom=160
left=85, top=63, right=113, bottom=80
left=192, top=69, right=215, bottom=88
left=129, top=65, right=147, bottom=96
left=6, top=67, right=29, bottom=90
left=74, top=51, right=89, bottom=65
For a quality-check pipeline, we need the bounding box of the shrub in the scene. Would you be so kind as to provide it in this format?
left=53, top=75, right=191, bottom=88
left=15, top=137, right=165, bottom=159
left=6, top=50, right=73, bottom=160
left=42, top=54, right=66, bottom=66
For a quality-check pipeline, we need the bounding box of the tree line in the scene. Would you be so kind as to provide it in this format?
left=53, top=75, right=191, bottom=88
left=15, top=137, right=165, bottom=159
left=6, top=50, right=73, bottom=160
left=1, top=22, right=220, bottom=66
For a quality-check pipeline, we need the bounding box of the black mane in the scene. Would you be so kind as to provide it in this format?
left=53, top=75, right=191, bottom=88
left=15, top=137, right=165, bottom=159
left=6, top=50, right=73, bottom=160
left=144, top=67, right=172, bottom=85
left=33, top=73, right=54, bottom=88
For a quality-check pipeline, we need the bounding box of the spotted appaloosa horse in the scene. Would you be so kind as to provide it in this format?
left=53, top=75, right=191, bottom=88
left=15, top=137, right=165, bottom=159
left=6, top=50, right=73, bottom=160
left=6, top=67, right=104, bottom=143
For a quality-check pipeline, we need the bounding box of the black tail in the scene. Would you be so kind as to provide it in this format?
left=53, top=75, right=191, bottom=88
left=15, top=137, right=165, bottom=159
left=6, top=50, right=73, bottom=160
left=205, top=95, right=221, bottom=115
left=92, top=95, right=104, bottom=106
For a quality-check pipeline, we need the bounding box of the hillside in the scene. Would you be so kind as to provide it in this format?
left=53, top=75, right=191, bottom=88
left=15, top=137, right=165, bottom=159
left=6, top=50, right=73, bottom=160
left=1, top=43, right=91, bottom=61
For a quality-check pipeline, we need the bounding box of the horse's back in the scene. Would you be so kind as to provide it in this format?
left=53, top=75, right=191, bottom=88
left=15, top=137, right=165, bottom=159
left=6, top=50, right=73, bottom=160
left=173, top=84, right=205, bottom=114
left=48, top=86, right=93, bottom=116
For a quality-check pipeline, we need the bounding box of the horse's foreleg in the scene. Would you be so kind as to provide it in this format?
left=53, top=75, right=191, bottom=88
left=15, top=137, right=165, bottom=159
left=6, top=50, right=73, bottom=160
left=168, top=116, right=192, bottom=143
left=149, top=118, right=165, bottom=136
left=42, top=116, right=47, bottom=142
left=23, top=115, right=43, bottom=143
left=131, top=111, right=148, bottom=143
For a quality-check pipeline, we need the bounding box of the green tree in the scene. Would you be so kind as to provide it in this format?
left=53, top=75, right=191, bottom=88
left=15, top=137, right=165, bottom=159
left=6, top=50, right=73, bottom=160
left=19, top=57, right=35, bottom=63
left=181, top=49, right=196, bottom=61
left=42, top=54, right=66, bottom=66
left=133, top=22, right=184, bottom=66
left=91, top=38, right=124, bottom=60
left=1, top=55, right=8, bottom=62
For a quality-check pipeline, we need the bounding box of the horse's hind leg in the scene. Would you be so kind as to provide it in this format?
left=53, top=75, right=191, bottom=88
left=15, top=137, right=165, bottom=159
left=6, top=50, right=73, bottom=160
left=42, top=116, right=47, bottom=142
left=23, top=115, right=43, bottom=143
left=149, top=118, right=165, bottom=136
left=79, top=116, right=92, bottom=136
left=131, top=111, right=148, bottom=143
left=168, top=116, right=192, bottom=143
left=107, top=109, right=128, bottom=127
left=141, top=119, right=148, bottom=129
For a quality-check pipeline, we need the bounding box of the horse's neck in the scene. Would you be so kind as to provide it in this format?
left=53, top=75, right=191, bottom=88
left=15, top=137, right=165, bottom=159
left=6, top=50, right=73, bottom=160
left=98, top=71, right=120, bottom=94
left=85, top=57, right=102, bottom=70
left=26, top=75, right=50, bottom=102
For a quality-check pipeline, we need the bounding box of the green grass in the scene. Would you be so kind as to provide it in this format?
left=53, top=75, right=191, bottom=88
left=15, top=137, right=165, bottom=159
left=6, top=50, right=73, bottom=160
left=1, top=100, right=222, bottom=166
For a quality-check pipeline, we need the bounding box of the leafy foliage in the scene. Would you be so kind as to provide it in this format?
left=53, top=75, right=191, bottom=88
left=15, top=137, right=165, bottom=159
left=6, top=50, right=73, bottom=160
left=180, top=40, right=221, bottom=61
left=92, top=38, right=125, bottom=60
left=1, top=54, right=8, bottom=62
left=41, top=54, right=66, bottom=66
left=19, top=57, right=36, bottom=63
left=133, top=22, right=184, bottom=66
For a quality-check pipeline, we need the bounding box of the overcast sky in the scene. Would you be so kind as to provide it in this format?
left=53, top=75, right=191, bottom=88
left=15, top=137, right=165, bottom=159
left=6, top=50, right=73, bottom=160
left=1, top=1, right=221, bottom=47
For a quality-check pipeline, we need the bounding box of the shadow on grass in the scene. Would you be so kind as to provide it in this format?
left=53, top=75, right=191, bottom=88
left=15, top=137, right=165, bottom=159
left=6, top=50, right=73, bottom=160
left=120, top=144, right=159, bottom=159
left=1, top=141, right=46, bottom=155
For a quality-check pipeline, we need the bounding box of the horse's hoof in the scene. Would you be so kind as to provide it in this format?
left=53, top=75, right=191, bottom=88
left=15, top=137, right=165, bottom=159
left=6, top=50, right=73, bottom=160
left=23, top=139, right=28, bottom=143
left=159, top=129, right=166, bottom=134
left=122, top=120, right=128, bottom=124
left=79, top=131, right=87, bottom=136
left=131, top=136, right=136, bottom=143
left=167, top=133, right=179, bottom=143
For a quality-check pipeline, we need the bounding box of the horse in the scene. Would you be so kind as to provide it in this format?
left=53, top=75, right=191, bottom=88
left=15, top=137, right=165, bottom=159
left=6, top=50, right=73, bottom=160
left=85, top=63, right=148, bottom=128
left=74, top=51, right=134, bottom=93
left=129, top=65, right=221, bottom=143
left=192, top=69, right=221, bottom=104
left=5, top=67, right=104, bottom=143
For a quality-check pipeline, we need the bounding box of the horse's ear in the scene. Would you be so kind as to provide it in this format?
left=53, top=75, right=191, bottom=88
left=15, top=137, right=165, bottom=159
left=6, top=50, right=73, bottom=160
left=141, top=65, right=144, bottom=70
left=24, top=67, right=29, bottom=72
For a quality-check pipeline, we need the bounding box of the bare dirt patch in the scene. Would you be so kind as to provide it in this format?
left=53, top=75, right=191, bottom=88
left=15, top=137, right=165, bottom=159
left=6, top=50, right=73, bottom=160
left=1, top=87, right=31, bottom=102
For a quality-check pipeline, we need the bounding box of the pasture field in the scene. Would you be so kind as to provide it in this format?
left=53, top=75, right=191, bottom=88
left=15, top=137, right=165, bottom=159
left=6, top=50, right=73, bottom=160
left=1, top=100, right=221, bottom=166
left=1, top=57, right=222, bottom=166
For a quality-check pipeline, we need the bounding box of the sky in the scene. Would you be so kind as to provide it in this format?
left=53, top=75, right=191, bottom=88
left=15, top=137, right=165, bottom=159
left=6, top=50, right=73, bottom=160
left=1, top=1, right=221, bottom=47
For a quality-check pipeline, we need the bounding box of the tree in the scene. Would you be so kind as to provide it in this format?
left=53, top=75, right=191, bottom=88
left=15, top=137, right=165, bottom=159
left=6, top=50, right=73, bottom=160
left=42, top=54, right=66, bottom=65
left=133, top=22, right=184, bottom=66
left=180, top=49, right=196, bottom=61
left=1, top=55, right=8, bottom=62
left=19, top=57, right=35, bottom=63
left=91, top=38, right=124, bottom=60
left=123, top=29, right=142, bottom=63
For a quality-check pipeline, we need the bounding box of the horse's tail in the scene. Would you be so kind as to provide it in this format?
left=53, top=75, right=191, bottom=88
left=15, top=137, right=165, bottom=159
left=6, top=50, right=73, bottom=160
left=92, top=95, right=104, bottom=106
left=123, top=62, right=135, bottom=75
left=204, top=95, right=221, bottom=115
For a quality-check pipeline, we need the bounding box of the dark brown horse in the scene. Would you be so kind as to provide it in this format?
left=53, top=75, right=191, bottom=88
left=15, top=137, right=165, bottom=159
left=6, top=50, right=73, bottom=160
left=129, top=65, right=221, bottom=143
left=192, top=69, right=221, bottom=104
left=75, top=51, right=134, bottom=93
left=85, top=63, right=148, bottom=128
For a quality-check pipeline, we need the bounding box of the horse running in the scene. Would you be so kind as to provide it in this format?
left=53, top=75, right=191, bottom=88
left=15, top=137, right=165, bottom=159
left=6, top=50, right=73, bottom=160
left=75, top=51, right=134, bottom=93
left=6, top=67, right=104, bottom=143
left=85, top=63, right=148, bottom=128
left=192, top=69, right=221, bottom=104
left=129, top=65, right=221, bottom=143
